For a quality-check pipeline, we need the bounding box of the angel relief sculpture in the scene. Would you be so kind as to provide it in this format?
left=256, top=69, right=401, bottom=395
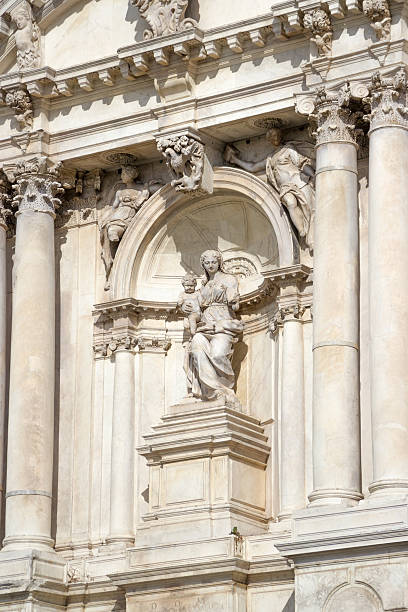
left=99, top=158, right=161, bottom=290
left=224, top=126, right=315, bottom=252
left=131, top=0, right=197, bottom=39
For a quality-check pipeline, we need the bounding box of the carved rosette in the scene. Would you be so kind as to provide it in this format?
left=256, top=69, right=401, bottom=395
left=12, top=157, right=64, bottom=217
left=303, top=8, right=333, bottom=57
left=367, top=69, right=408, bottom=131
left=362, top=0, right=391, bottom=41
left=312, top=83, right=362, bottom=146
left=157, top=134, right=212, bottom=195
left=5, top=86, right=33, bottom=131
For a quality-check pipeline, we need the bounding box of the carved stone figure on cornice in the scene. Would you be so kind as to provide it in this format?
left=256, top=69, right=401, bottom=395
left=100, top=158, right=160, bottom=290
left=362, top=0, right=391, bottom=41
left=181, top=249, right=244, bottom=407
left=312, top=82, right=364, bottom=146
left=10, top=1, right=41, bottom=71
left=224, top=126, right=315, bottom=252
left=366, top=69, right=408, bottom=130
left=9, top=156, right=64, bottom=216
left=303, top=8, right=333, bottom=57
left=157, top=135, right=210, bottom=194
left=131, top=0, right=197, bottom=39
left=5, top=86, right=33, bottom=130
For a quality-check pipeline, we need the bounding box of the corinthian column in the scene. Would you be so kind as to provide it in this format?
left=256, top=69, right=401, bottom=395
left=309, top=85, right=362, bottom=506
left=368, top=69, right=408, bottom=497
left=0, top=173, right=11, bottom=526
left=4, top=157, right=63, bottom=550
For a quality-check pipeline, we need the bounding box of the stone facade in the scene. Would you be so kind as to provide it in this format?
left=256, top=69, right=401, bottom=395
left=0, top=0, right=406, bottom=610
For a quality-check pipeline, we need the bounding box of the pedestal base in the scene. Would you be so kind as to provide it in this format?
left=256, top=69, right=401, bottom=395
left=138, top=398, right=270, bottom=545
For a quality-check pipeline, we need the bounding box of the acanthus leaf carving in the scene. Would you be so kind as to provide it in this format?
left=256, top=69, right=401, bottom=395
left=0, top=171, right=13, bottom=229
left=303, top=8, right=333, bottom=57
left=10, top=1, right=41, bottom=71
left=108, top=335, right=137, bottom=353
left=362, top=0, right=391, bottom=41
left=366, top=69, right=408, bottom=130
left=311, top=82, right=363, bottom=146
left=131, top=0, right=197, bottom=39
left=138, top=336, right=171, bottom=353
left=10, top=156, right=64, bottom=216
left=5, top=86, right=33, bottom=131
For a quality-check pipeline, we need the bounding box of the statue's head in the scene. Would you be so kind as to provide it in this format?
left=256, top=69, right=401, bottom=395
left=121, top=164, right=138, bottom=183
left=181, top=272, right=197, bottom=293
left=11, top=2, right=32, bottom=29
left=266, top=127, right=282, bottom=146
left=200, top=249, right=223, bottom=279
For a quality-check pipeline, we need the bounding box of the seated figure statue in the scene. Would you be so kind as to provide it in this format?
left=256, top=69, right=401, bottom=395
left=180, top=250, right=244, bottom=408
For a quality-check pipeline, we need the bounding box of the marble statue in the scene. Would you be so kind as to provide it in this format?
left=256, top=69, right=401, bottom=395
left=10, top=1, right=41, bottom=71
left=100, top=163, right=158, bottom=289
left=303, top=8, right=333, bottom=57
left=224, top=127, right=315, bottom=251
left=181, top=250, right=244, bottom=406
left=177, top=272, right=201, bottom=336
left=132, top=0, right=197, bottom=39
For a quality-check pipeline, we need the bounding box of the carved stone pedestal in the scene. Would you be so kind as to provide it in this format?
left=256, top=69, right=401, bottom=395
left=138, top=398, right=270, bottom=546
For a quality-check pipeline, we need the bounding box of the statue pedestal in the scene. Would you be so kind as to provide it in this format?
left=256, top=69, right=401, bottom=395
left=137, top=398, right=270, bottom=546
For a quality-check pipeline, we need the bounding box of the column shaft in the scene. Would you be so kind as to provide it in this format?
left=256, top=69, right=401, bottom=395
left=279, top=314, right=305, bottom=518
left=309, top=88, right=362, bottom=505
left=368, top=70, right=408, bottom=496
left=3, top=158, right=62, bottom=550
left=107, top=345, right=135, bottom=545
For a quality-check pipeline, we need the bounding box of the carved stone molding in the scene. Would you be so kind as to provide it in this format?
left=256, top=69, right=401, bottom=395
left=303, top=8, right=333, bottom=58
left=9, top=1, right=41, bottom=71
left=138, top=337, right=171, bottom=353
left=108, top=335, right=137, bottom=353
left=270, top=303, right=308, bottom=334
left=362, top=0, right=391, bottom=41
left=156, top=132, right=213, bottom=195
left=131, top=0, right=197, bottom=40
left=4, top=86, right=33, bottom=130
left=367, top=69, right=408, bottom=131
left=311, top=82, right=363, bottom=146
left=10, top=157, right=64, bottom=217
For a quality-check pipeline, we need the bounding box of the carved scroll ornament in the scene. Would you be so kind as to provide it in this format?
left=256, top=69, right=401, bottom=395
left=131, top=0, right=197, bottom=39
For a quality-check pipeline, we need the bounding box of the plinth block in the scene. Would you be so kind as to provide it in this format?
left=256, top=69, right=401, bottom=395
left=138, top=398, right=270, bottom=545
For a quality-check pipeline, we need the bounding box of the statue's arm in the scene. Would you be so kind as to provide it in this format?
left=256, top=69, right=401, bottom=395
left=224, top=144, right=267, bottom=173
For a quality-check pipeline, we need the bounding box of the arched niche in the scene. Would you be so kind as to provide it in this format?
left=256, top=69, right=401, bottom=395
left=110, top=167, right=297, bottom=301
left=325, top=584, right=383, bottom=612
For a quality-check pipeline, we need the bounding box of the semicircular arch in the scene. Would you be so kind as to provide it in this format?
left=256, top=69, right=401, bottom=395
left=110, top=166, right=297, bottom=301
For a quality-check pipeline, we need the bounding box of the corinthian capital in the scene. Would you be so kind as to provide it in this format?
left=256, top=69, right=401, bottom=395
left=367, top=69, right=408, bottom=130
left=11, top=156, right=64, bottom=216
left=312, top=82, right=362, bottom=146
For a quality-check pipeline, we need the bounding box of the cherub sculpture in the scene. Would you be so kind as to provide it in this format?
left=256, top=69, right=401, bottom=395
left=177, top=272, right=201, bottom=337
left=132, top=0, right=197, bottom=39
left=10, top=1, right=41, bottom=71
left=5, top=87, right=33, bottom=130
